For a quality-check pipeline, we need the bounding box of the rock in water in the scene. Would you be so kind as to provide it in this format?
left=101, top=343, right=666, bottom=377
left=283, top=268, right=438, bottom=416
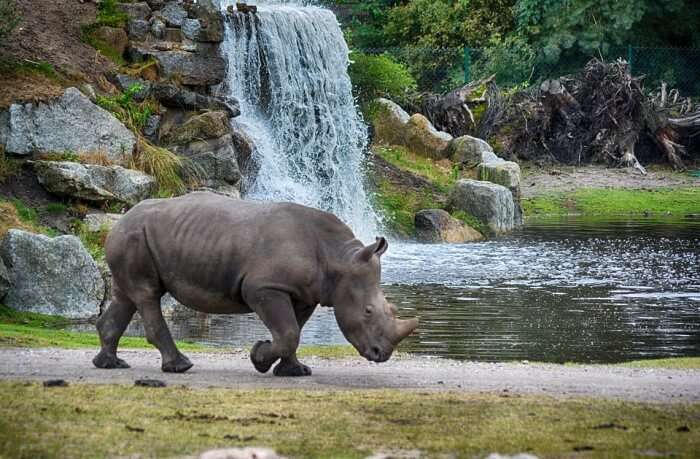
left=371, top=98, right=410, bottom=146
left=0, top=230, right=105, bottom=318
left=33, top=161, right=157, bottom=206
left=449, top=179, right=515, bottom=235
left=0, top=88, right=136, bottom=161
left=414, top=209, right=483, bottom=243
left=404, top=114, right=453, bottom=160
left=478, top=160, right=523, bottom=225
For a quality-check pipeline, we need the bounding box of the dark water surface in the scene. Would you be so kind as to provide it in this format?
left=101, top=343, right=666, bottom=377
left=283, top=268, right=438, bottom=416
left=96, top=216, right=700, bottom=363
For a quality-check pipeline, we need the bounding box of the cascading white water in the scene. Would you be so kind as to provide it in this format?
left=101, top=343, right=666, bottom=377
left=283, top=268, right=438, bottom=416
left=218, top=1, right=380, bottom=240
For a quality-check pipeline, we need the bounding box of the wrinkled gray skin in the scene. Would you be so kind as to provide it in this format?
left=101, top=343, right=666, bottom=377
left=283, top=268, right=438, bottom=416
left=93, top=192, right=418, bottom=376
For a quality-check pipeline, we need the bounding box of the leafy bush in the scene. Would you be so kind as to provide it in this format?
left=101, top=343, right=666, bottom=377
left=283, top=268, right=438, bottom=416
left=0, top=0, right=20, bottom=45
left=348, top=51, right=417, bottom=102
left=96, top=84, right=156, bottom=132
left=474, top=35, right=536, bottom=86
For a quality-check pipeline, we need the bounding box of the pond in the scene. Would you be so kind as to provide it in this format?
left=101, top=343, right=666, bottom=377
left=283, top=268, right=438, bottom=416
left=82, top=216, right=700, bottom=363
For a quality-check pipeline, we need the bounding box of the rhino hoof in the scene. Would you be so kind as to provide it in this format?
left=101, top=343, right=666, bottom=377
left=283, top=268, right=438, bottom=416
left=93, top=351, right=130, bottom=369
left=273, top=361, right=312, bottom=377
left=162, top=354, right=193, bottom=373
left=250, top=340, right=274, bottom=373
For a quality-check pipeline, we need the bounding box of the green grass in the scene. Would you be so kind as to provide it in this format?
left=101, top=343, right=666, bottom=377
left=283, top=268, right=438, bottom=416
left=618, top=357, right=700, bottom=370
left=373, top=178, right=442, bottom=238
left=1, top=382, right=698, bottom=459
left=374, top=145, right=458, bottom=192
left=523, top=187, right=700, bottom=216
left=0, top=57, right=59, bottom=80
left=0, top=198, right=57, bottom=237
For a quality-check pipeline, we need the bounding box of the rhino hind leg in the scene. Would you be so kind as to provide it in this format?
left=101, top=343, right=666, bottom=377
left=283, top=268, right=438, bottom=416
left=93, top=290, right=137, bottom=369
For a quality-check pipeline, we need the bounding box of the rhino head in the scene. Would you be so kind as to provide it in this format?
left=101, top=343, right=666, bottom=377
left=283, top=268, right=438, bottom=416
left=331, top=237, right=419, bottom=362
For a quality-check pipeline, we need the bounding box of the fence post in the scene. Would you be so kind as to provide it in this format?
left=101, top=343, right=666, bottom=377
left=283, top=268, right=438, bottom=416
left=463, top=47, right=471, bottom=84
left=627, top=44, right=634, bottom=75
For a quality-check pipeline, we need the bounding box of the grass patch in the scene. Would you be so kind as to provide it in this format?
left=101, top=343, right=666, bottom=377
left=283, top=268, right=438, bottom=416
left=618, top=357, right=700, bottom=370
left=374, top=145, right=458, bottom=192
left=0, top=199, right=57, bottom=237
left=297, top=345, right=356, bottom=359
left=373, top=178, right=441, bottom=238
left=523, top=187, right=700, bottom=216
left=0, top=382, right=698, bottom=459
left=0, top=146, right=22, bottom=183
left=0, top=57, right=59, bottom=80
left=72, top=220, right=108, bottom=261
left=81, top=29, right=126, bottom=66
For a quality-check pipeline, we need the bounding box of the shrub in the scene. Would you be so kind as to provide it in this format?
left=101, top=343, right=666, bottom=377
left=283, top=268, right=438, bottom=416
left=95, top=84, right=156, bottom=132
left=129, top=140, right=186, bottom=197
left=348, top=51, right=417, bottom=103
left=474, top=35, right=536, bottom=87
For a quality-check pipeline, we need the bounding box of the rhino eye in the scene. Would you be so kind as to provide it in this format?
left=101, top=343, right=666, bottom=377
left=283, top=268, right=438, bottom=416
left=364, top=306, right=373, bottom=316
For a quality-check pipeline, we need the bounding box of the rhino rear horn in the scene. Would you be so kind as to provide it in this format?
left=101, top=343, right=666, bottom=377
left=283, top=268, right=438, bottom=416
left=354, top=237, right=388, bottom=263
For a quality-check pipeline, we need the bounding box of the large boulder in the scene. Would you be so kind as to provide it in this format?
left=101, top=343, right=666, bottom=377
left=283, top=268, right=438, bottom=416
left=478, top=160, right=521, bottom=192
left=448, top=135, right=500, bottom=167
left=404, top=114, right=453, bottom=160
left=181, top=18, right=202, bottom=41
left=117, top=2, right=152, bottom=20
left=160, top=2, right=188, bottom=26
left=172, top=135, right=242, bottom=192
left=371, top=98, right=410, bottom=146
left=152, top=50, right=226, bottom=86
left=92, top=26, right=129, bottom=56
left=449, top=179, right=515, bottom=235
left=0, top=88, right=136, bottom=160
left=151, top=83, right=239, bottom=116
left=0, top=230, right=105, bottom=318
left=187, top=0, right=225, bottom=42
left=160, top=111, right=231, bottom=145
left=414, top=209, right=483, bottom=243
left=0, top=257, right=10, bottom=301
left=33, top=161, right=157, bottom=206
left=477, top=160, right=523, bottom=225
left=84, top=213, right=122, bottom=232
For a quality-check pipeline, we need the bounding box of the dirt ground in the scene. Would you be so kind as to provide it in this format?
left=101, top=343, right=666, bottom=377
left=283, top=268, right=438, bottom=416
left=1, top=348, right=698, bottom=402
left=521, top=164, right=700, bottom=198
left=0, top=0, right=115, bottom=107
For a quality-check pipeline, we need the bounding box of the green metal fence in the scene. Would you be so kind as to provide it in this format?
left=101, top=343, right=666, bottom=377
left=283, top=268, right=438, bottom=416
left=361, top=46, right=700, bottom=96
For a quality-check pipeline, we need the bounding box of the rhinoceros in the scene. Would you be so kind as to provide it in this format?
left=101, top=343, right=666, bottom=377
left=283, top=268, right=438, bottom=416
left=93, top=192, right=418, bottom=376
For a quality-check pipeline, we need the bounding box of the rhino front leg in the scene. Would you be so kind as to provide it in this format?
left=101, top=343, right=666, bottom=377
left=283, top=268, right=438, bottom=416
left=247, top=289, right=303, bottom=375
left=137, top=296, right=193, bottom=373
left=273, top=304, right=316, bottom=377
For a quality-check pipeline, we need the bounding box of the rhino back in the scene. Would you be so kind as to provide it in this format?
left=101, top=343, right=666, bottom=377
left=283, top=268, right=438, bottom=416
left=106, top=193, right=354, bottom=312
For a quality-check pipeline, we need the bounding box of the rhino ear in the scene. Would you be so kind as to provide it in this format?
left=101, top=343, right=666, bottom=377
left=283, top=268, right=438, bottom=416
left=355, top=237, right=389, bottom=263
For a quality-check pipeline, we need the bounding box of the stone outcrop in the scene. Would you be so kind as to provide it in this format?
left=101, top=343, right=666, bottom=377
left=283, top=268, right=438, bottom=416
left=117, top=2, right=152, bottom=21
left=0, top=257, right=10, bottom=301
left=150, top=50, right=226, bottom=86
left=0, top=229, right=105, bottom=318
left=448, top=135, right=500, bottom=167
left=160, top=111, right=231, bottom=145
left=33, top=161, right=157, bottom=206
left=404, top=114, right=453, bottom=160
left=84, top=213, right=122, bottom=232
left=150, top=83, right=240, bottom=116
left=449, top=179, right=515, bottom=235
left=92, top=26, right=130, bottom=56
left=414, top=209, right=483, bottom=243
left=160, top=111, right=243, bottom=194
left=0, top=88, right=136, bottom=160
left=372, top=98, right=410, bottom=146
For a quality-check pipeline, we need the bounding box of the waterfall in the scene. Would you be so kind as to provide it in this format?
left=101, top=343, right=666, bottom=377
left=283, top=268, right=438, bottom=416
left=218, top=1, right=379, bottom=240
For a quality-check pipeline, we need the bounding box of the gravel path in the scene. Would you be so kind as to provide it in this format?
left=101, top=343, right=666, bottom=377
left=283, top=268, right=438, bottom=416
left=1, top=348, right=698, bottom=402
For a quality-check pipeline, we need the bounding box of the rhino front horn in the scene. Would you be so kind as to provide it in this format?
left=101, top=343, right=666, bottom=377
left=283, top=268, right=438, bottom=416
left=392, top=317, right=419, bottom=344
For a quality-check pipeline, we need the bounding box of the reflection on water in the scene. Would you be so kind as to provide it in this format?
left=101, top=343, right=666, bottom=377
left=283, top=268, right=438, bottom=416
left=83, top=216, right=700, bottom=363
